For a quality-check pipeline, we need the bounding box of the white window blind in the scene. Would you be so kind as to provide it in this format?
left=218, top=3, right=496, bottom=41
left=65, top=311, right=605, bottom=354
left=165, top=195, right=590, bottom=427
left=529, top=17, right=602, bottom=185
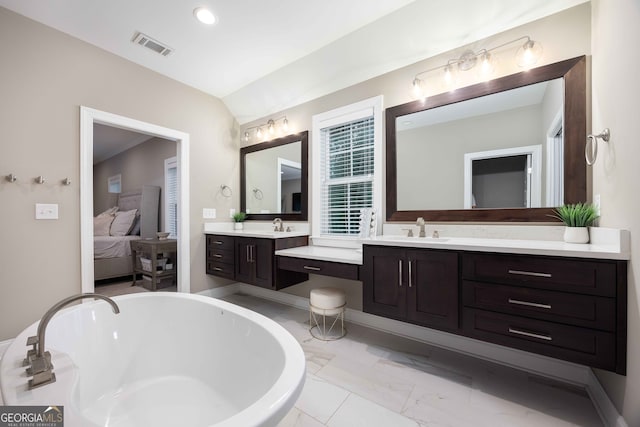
left=319, top=116, right=374, bottom=235
left=164, top=157, right=178, bottom=238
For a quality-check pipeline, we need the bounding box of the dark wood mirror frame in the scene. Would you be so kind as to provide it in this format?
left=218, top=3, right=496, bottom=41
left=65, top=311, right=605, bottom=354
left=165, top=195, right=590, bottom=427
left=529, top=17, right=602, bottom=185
left=386, top=56, right=586, bottom=222
left=241, top=131, right=309, bottom=221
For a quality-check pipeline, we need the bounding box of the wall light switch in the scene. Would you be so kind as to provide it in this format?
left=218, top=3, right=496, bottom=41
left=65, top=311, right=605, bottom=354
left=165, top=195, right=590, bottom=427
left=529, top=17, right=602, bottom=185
left=229, top=208, right=236, bottom=218
left=203, top=208, right=216, bottom=219
left=36, top=203, right=59, bottom=220
left=594, top=194, right=601, bottom=216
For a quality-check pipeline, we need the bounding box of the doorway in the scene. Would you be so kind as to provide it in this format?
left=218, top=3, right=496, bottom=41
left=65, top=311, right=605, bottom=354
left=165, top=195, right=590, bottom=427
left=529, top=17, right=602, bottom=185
left=80, top=106, right=190, bottom=294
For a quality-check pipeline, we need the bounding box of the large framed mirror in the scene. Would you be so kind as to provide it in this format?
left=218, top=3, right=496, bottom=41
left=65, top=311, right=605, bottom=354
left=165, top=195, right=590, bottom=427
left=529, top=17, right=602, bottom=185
left=241, top=131, right=308, bottom=221
left=386, top=56, right=586, bottom=222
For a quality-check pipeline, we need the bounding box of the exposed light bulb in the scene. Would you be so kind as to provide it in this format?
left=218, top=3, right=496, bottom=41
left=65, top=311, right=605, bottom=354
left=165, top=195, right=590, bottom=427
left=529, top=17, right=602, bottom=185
left=267, top=119, right=275, bottom=134
left=282, top=118, right=289, bottom=132
left=412, top=78, right=423, bottom=99
left=479, top=52, right=495, bottom=80
left=256, top=127, right=263, bottom=138
left=443, top=65, right=457, bottom=91
left=243, top=131, right=249, bottom=142
left=193, top=7, right=216, bottom=25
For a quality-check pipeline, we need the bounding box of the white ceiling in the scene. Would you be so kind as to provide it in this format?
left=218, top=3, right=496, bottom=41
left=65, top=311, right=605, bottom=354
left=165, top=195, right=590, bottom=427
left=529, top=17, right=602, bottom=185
left=93, top=124, right=153, bottom=164
left=1, top=0, right=588, bottom=124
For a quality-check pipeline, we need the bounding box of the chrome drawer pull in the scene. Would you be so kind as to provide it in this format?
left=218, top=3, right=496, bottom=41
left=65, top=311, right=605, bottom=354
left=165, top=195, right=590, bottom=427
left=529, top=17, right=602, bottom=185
left=214, top=241, right=223, bottom=245
left=508, top=269, right=552, bottom=278
left=398, top=260, right=403, bottom=287
left=303, top=266, right=321, bottom=271
left=214, top=254, right=222, bottom=258
left=408, top=260, right=412, bottom=288
left=213, top=267, right=222, bottom=271
left=508, top=327, right=552, bottom=341
left=508, top=298, right=551, bottom=310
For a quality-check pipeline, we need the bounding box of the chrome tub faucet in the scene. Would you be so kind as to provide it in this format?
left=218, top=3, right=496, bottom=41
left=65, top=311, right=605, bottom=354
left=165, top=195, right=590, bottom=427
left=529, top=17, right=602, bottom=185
left=24, top=293, right=120, bottom=389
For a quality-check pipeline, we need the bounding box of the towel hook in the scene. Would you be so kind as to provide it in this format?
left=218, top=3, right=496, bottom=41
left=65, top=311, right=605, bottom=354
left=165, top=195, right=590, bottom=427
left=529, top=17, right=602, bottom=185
left=585, top=128, right=610, bottom=166
left=252, top=188, right=263, bottom=200
left=5, top=173, right=17, bottom=183
left=220, top=185, right=232, bottom=198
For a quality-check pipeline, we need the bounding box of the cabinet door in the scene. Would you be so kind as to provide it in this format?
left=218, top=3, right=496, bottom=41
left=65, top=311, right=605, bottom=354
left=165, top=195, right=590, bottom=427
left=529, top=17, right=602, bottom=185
left=407, top=250, right=459, bottom=331
left=235, top=237, right=254, bottom=284
left=252, top=238, right=274, bottom=289
left=362, top=246, right=407, bottom=321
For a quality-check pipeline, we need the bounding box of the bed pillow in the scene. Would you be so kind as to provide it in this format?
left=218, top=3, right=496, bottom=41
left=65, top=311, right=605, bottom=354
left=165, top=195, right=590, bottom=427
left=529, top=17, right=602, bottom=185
left=94, top=214, right=115, bottom=236
left=96, top=206, right=119, bottom=217
left=110, top=209, right=138, bottom=236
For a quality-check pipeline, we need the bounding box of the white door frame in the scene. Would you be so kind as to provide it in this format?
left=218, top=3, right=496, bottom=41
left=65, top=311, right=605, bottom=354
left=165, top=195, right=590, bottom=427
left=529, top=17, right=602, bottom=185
left=463, top=145, right=542, bottom=209
left=80, top=106, right=190, bottom=293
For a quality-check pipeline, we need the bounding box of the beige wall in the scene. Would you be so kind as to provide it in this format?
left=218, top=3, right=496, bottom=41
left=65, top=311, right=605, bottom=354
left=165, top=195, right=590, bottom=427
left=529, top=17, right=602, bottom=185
left=591, top=0, right=640, bottom=424
left=0, top=8, right=239, bottom=341
left=93, top=137, right=177, bottom=230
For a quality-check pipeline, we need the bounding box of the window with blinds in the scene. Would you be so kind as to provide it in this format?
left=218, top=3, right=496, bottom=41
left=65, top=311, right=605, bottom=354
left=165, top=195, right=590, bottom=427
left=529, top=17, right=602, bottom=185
left=164, top=157, right=178, bottom=238
left=319, top=116, right=375, bottom=235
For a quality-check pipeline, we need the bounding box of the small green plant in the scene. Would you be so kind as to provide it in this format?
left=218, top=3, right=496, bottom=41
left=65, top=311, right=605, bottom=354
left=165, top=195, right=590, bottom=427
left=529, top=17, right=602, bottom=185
left=551, top=203, right=598, bottom=227
left=232, top=212, right=247, bottom=223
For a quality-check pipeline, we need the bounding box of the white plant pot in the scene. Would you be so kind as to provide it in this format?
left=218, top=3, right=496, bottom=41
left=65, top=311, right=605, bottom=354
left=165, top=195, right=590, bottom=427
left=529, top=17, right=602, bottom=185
left=563, top=226, right=589, bottom=244
left=234, top=222, right=244, bottom=230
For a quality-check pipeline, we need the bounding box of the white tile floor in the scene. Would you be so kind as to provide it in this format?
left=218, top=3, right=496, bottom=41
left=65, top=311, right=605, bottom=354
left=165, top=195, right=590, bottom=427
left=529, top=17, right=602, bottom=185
left=222, top=293, right=603, bottom=427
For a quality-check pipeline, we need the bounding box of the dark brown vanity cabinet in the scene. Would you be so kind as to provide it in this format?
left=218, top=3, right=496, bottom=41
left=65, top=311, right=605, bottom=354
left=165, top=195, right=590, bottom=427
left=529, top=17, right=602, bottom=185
left=235, top=237, right=274, bottom=289
left=362, top=245, right=459, bottom=332
left=206, top=234, right=308, bottom=290
left=461, top=252, right=627, bottom=374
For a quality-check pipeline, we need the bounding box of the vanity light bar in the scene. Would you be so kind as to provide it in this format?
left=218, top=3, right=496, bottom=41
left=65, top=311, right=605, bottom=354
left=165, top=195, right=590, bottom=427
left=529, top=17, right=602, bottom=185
left=243, top=116, right=289, bottom=142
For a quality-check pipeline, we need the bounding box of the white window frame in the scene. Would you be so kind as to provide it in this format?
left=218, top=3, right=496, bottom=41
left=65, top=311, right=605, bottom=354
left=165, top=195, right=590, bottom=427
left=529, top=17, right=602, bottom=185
left=312, top=95, right=383, bottom=243
left=164, top=156, right=178, bottom=238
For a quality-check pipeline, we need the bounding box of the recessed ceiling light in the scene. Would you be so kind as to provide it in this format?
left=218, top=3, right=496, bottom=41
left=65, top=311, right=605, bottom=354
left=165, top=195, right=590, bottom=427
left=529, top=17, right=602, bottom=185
left=194, top=7, right=216, bottom=25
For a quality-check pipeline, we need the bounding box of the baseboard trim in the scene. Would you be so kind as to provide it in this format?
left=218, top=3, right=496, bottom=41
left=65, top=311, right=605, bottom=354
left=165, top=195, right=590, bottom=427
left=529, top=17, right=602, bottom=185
left=207, top=283, right=626, bottom=427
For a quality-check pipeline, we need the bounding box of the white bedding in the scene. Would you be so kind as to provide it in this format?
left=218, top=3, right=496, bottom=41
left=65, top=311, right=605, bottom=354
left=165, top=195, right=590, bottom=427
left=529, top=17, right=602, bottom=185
left=94, top=235, right=140, bottom=259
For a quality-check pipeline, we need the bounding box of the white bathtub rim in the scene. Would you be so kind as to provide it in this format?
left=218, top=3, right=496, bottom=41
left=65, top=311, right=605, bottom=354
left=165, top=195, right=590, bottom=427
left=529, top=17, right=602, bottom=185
left=0, top=292, right=306, bottom=427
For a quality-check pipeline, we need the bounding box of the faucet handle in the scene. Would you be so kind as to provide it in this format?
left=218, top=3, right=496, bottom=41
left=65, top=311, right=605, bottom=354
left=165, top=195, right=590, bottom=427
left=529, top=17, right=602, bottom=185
left=23, top=335, right=38, bottom=366
left=401, top=228, right=414, bottom=237
left=432, top=230, right=440, bottom=239
left=416, top=217, right=425, bottom=225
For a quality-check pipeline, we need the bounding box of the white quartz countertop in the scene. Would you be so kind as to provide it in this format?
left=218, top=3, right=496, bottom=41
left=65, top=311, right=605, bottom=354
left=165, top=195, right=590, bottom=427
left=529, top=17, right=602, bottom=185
left=275, top=246, right=363, bottom=265
left=364, top=234, right=630, bottom=260
left=205, top=230, right=309, bottom=239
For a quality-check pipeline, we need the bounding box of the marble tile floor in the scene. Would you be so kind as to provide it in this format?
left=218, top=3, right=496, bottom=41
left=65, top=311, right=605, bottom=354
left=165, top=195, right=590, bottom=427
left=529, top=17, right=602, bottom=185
left=221, top=293, right=603, bottom=427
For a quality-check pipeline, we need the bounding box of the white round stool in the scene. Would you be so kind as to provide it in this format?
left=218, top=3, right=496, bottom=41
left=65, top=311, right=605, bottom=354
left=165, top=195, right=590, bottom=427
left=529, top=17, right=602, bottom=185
left=309, top=287, right=346, bottom=340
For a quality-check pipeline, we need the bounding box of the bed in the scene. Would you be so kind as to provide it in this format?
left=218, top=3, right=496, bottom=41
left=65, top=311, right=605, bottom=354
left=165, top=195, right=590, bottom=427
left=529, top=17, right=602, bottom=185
left=94, top=185, right=160, bottom=281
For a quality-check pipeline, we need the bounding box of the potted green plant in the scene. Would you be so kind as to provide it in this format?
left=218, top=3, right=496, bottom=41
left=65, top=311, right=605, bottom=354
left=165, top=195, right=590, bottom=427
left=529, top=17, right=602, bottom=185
left=232, top=211, right=247, bottom=230
left=551, top=203, right=599, bottom=243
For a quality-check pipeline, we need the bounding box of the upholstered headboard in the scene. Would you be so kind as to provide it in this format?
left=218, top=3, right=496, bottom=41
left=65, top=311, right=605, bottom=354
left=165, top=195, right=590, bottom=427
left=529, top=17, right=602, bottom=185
left=117, top=185, right=160, bottom=239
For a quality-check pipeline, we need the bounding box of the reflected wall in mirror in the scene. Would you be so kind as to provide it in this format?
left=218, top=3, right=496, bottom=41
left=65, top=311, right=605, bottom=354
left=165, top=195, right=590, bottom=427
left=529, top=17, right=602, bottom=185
left=241, top=131, right=308, bottom=221
left=386, top=56, right=586, bottom=222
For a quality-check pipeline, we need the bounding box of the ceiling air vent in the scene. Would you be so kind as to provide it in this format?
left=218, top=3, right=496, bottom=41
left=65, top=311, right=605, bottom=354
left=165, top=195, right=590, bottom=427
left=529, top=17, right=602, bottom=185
left=131, top=32, right=173, bottom=56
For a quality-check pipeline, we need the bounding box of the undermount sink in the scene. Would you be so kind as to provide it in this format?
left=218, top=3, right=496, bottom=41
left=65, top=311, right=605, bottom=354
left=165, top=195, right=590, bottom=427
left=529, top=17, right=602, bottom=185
left=378, top=235, right=450, bottom=243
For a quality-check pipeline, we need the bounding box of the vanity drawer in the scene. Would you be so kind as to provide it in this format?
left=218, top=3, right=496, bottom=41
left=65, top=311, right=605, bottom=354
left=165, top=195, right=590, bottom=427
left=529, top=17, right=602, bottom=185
left=206, top=260, right=235, bottom=280
left=206, top=235, right=235, bottom=251
left=462, top=308, right=616, bottom=371
left=207, top=247, right=234, bottom=264
left=462, top=281, right=615, bottom=331
left=277, top=256, right=359, bottom=280
left=462, top=253, right=617, bottom=297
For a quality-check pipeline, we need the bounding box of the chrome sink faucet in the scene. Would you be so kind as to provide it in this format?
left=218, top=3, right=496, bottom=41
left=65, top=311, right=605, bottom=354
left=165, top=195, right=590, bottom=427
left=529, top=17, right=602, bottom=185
left=416, top=217, right=426, bottom=238
left=273, top=217, right=284, bottom=232
left=24, top=293, right=120, bottom=389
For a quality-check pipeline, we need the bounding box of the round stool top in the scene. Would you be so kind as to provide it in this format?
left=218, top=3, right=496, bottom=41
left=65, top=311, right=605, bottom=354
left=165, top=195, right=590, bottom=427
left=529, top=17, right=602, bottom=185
left=310, top=287, right=346, bottom=309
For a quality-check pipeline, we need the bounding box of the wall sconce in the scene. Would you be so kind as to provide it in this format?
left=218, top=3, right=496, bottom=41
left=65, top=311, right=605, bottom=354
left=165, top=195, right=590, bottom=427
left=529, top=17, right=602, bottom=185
left=411, top=36, right=542, bottom=100
left=243, top=116, right=289, bottom=142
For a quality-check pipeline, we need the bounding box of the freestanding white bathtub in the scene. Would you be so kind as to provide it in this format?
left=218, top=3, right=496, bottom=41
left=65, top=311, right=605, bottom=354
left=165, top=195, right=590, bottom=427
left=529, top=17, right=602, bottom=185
left=0, top=293, right=306, bottom=427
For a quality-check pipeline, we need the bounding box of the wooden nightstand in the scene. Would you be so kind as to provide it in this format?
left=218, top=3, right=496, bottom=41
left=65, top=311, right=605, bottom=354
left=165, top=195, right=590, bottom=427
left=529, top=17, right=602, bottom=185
left=130, top=239, right=177, bottom=291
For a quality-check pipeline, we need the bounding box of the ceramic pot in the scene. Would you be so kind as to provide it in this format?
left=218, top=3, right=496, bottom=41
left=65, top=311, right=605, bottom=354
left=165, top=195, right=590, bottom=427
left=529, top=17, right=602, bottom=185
left=564, top=226, right=589, bottom=244
left=234, top=222, right=244, bottom=230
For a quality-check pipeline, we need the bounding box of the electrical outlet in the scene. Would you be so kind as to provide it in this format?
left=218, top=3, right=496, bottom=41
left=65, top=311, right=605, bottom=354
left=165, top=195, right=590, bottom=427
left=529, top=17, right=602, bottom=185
left=202, top=208, right=216, bottom=219
left=229, top=208, right=236, bottom=218
left=594, top=194, right=601, bottom=216
left=35, top=203, right=59, bottom=220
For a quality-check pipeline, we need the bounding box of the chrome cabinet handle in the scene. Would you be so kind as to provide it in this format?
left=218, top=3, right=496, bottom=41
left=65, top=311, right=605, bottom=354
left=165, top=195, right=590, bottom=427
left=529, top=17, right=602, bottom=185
left=508, top=269, right=552, bottom=278
left=408, top=260, right=412, bottom=288
left=250, top=245, right=254, bottom=263
left=213, top=267, right=222, bottom=271
left=214, top=254, right=222, bottom=258
left=214, top=241, right=223, bottom=245
left=508, top=327, right=552, bottom=341
left=508, top=298, right=551, bottom=310
left=303, top=266, right=321, bottom=271
left=246, top=246, right=250, bottom=262
left=398, top=260, right=403, bottom=287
